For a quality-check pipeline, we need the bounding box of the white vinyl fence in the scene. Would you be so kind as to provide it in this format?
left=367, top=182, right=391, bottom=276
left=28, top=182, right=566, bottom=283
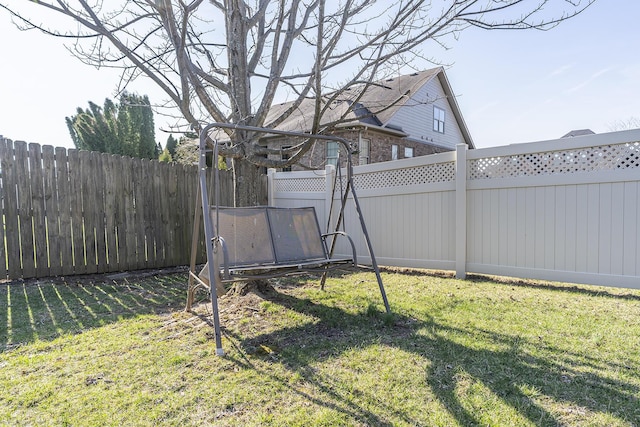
left=268, top=129, right=640, bottom=289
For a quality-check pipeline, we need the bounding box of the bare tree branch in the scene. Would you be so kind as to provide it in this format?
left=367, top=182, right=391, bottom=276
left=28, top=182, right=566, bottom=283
left=1, top=0, right=596, bottom=204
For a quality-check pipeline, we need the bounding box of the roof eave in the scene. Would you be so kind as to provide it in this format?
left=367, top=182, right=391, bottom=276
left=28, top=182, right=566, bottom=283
left=334, top=121, right=409, bottom=137
left=437, top=71, right=475, bottom=149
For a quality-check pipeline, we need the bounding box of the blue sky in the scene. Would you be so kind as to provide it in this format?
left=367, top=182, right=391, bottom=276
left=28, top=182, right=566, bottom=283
left=1, top=1, right=638, bottom=150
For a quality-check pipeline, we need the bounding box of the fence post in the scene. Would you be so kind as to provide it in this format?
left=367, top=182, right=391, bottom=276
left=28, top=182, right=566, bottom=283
left=455, top=144, right=468, bottom=279
left=267, top=168, right=276, bottom=206
left=324, top=164, right=336, bottom=231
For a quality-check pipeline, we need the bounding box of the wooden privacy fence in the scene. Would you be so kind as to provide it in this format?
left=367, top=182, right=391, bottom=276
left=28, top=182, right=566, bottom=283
left=0, top=138, right=264, bottom=281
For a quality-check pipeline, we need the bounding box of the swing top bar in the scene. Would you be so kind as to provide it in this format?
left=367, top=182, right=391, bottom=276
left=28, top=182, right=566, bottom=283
left=199, top=121, right=356, bottom=172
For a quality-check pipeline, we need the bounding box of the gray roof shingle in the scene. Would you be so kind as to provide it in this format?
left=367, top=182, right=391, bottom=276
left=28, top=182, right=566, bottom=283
left=265, top=68, right=442, bottom=133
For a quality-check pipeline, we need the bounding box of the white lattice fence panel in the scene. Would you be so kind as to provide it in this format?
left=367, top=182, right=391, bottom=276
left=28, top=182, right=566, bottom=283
left=469, top=141, right=640, bottom=180
left=274, top=176, right=325, bottom=193
left=352, top=161, right=456, bottom=190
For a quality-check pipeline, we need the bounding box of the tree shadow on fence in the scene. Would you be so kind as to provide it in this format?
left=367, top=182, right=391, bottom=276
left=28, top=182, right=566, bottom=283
left=0, top=271, right=187, bottom=351
left=224, top=282, right=639, bottom=426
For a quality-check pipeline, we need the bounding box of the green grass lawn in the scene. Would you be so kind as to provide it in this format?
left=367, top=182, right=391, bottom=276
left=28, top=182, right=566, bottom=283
left=1, top=268, right=639, bottom=426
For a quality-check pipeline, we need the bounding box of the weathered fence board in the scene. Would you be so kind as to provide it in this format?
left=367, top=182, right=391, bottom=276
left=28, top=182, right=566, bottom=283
left=123, top=156, right=136, bottom=270
left=67, top=149, right=85, bottom=275
left=166, top=163, right=177, bottom=266
left=0, top=141, right=9, bottom=279
left=1, top=138, right=266, bottom=281
left=92, top=152, right=108, bottom=274
left=159, top=163, right=168, bottom=266
left=29, top=144, right=48, bottom=277
left=83, top=151, right=98, bottom=274
left=4, top=140, right=21, bottom=278
left=140, top=159, right=154, bottom=268
left=42, top=146, right=59, bottom=277
left=16, top=142, right=37, bottom=278
left=103, top=154, right=118, bottom=271
left=113, top=155, right=128, bottom=271
left=55, top=147, right=74, bottom=276
left=132, top=158, right=146, bottom=269
left=149, top=160, right=162, bottom=267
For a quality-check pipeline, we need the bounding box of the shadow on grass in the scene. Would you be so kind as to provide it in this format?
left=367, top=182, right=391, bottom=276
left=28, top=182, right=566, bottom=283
left=3, top=269, right=638, bottom=425
left=221, top=326, right=397, bottom=427
left=465, top=273, right=640, bottom=302
left=226, top=282, right=639, bottom=427
left=0, top=271, right=187, bottom=350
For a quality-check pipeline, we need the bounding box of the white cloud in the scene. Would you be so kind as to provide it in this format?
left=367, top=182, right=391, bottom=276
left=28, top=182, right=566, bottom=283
left=566, top=67, right=614, bottom=93
left=470, top=101, right=499, bottom=117
left=548, top=64, right=573, bottom=78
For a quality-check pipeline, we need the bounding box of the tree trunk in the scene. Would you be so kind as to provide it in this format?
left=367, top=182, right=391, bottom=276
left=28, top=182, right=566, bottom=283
left=231, top=279, right=274, bottom=298
left=230, top=158, right=269, bottom=297
left=232, top=158, right=263, bottom=207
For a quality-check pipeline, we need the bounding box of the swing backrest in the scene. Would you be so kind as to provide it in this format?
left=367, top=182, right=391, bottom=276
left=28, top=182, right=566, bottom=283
left=214, top=206, right=329, bottom=268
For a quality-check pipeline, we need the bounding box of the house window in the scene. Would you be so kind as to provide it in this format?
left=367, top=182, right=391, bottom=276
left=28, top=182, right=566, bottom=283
left=404, top=147, right=414, bottom=158
left=281, top=145, right=291, bottom=172
left=327, top=142, right=339, bottom=166
left=359, top=138, right=370, bottom=165
left=433, top=106, right=445, bottom=134
left=391, top=144, right=398, bottom=160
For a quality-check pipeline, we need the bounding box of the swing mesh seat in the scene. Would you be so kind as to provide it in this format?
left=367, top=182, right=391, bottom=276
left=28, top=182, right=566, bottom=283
left=204, top=206, right=356, bottom=282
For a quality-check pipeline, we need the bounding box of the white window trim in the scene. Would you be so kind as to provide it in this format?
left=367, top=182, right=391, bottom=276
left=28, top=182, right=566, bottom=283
left=433, top=106, right=445, bottom=134
left=327, top=141, right=339, bottom=166
left=404, top=147, right=414, bottom=158
left=359, top=138, right=370, bottom=165
left=391, top=144, right=398, bottom=160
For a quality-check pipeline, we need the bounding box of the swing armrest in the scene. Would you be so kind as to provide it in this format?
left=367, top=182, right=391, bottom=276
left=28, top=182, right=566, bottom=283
left=321, top=231, right=357, bottom=264
left=216, top=236, right=230, bottom=280
left=207, top=236, right=230, bottom=280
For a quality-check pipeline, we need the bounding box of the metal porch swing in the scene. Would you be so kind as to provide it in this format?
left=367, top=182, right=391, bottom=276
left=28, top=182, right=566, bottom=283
left=185, top=123, right=390, bottom=356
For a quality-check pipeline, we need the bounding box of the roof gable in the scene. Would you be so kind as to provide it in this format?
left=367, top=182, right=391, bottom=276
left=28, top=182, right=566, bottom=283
left=344, top=68, right=441, bottom=125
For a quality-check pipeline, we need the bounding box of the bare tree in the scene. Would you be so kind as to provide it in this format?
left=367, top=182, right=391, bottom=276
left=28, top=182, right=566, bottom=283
left=1, top=0, right=594, bottom=205
left=609, top=117, right=640, bottom=132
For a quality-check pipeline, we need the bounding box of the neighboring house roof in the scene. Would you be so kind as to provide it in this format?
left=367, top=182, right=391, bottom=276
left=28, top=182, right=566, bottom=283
left=265, top=67, right=474, bottom=148
left=561, top=129, right=595, bottom=138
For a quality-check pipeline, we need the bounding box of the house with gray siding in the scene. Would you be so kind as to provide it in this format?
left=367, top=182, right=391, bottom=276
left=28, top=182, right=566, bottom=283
left=263, top=67, right=474, bottom=169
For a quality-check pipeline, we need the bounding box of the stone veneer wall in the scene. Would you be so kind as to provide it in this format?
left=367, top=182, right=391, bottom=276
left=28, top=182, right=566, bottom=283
left=264, top=128, right=451, bottom=171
